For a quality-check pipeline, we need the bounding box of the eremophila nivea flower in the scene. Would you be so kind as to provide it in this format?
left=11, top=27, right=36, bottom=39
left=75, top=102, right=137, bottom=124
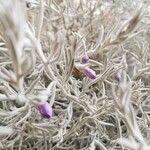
left=37, top=101, right=53, bottom=119
left=81, top=54, right=89, bottom=64
left=83, top=67, right=96, bottom=79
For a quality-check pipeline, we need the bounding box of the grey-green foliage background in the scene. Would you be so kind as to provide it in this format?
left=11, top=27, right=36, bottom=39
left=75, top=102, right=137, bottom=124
left=0, top=0, right=150, bottom=149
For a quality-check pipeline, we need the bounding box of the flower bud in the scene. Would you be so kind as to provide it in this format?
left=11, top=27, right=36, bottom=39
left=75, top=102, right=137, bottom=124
left=37, top=101, right=53, bottom=119
left=83, top=67, right=96, bottom=79
left=81, top=54, right=89, bottom=64
left=16, top=93, right=26, bottom=107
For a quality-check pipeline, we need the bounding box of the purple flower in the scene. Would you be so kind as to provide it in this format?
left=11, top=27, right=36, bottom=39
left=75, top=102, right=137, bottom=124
left=37, top=101, right=53, bottom=119
left=81, top=54, right=89, bottom=64
left=83, top=67, right=96, bottom=79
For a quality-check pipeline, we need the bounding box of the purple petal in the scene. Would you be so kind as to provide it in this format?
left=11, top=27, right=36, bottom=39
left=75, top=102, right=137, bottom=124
left=37, top=101, right=53, bottom=119
left=83, top=67, right=96, bottom=79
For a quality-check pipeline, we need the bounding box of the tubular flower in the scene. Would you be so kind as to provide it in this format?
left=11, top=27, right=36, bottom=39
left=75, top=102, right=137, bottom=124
left=83, top=67, right=96, bottom=79
left=37, top=101, right=53, bottom=119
